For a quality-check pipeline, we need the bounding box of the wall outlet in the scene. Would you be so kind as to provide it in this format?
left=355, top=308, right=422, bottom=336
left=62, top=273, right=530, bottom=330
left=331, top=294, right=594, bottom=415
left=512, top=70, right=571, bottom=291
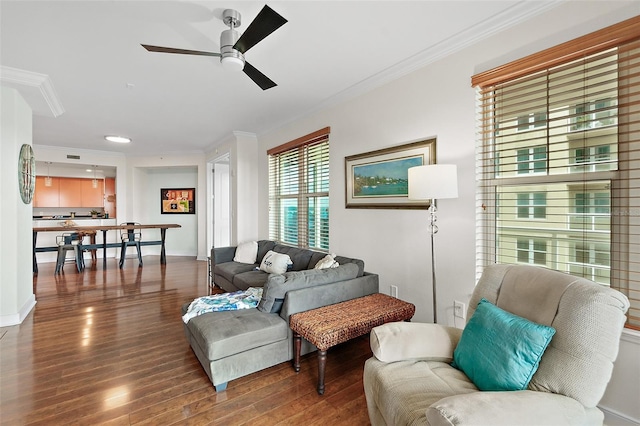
left=454, top=300, right=466, bottom=320
left=390, top=285, right=398, bottom=298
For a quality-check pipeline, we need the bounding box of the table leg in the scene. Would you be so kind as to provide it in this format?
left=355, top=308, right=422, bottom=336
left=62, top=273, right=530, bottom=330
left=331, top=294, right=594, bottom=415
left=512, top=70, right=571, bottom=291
left=317, top=349, right=327, bottom=395
left=293, top=332, right=301, bottom=372
left=33, top=231, right=38, bottom=274
left=90, top=233, right=97, bottom=261
left=160, top=228, right=167, bottom=264
left=102, top=230, right=108, bottom=268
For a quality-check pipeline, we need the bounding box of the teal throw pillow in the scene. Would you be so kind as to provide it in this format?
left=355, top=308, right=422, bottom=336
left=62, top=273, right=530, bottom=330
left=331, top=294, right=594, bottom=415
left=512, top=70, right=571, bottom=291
left=452, top=298, right=556, bottom=391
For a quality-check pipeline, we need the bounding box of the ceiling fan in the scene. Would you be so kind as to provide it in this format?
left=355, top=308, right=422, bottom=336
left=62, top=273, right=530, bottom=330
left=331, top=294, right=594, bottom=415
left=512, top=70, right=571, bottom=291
left=142, top=5, right=287, bottom=90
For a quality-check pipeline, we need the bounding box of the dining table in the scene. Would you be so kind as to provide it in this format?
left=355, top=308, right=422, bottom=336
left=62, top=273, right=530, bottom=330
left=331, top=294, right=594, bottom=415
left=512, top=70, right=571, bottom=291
left=32, top=223, right=182, bottom=273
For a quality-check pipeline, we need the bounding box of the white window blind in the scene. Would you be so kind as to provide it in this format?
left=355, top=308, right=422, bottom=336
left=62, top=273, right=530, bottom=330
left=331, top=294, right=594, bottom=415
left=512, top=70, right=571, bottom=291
left=268, top=127, right=330, bottom=251
left=474, top=18, right=640, bottom=330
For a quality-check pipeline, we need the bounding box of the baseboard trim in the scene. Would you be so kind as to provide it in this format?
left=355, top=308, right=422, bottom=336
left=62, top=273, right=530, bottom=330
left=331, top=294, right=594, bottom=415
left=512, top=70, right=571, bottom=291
left=600, top=405, right=640, bottom=426
left=0, top=294, right=36, bottom=327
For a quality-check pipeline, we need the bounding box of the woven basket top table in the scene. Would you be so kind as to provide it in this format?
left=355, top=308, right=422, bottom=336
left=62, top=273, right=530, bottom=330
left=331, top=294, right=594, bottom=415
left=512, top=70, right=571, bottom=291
left=289, top=293, right=415, bottom=351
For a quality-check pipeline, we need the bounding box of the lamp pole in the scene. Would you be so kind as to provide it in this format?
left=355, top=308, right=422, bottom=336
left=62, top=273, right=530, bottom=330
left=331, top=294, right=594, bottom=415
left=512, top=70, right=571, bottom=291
left=429, top=201, right=439, bottom=324
left=408, top=164, right=458, bottom=325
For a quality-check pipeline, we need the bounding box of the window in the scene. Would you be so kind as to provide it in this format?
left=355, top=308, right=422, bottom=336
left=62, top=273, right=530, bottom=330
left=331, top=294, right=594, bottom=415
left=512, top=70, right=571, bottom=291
left=517, top=146, right=547, bottom=174
left=473, top=17, right=640, bottom=330
left=268, top=127, right=330, bottom=251
left=518, top=111, right=547, bottom=131
left=517, top=192, right=546, bottom=219
left=517, top=239, right=547, bottom=265
left=570, top=99, right=617, bottom=131
left=570, top=242, right=610, bottom=284
left=572, top=145, right=614, bottom=172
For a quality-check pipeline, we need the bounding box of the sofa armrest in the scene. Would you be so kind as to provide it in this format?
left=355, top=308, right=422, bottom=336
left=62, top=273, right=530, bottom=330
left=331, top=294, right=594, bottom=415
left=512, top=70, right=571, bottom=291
left=212, top=246, right=236, bottom=266
left=426, top=390, right=599, bottom=426
left=370, top=322, right=462, bottom=363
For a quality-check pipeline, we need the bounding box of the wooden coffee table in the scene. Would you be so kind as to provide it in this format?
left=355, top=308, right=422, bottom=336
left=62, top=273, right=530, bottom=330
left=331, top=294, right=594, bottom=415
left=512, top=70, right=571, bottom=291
left=289, top=293, right=415, bottom=395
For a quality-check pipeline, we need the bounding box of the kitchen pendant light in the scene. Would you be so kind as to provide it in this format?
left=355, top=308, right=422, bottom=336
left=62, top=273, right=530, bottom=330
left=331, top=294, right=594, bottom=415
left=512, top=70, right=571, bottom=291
left=44, top=162, right=52, bottom=187
left=92, top=166, right=98, bottom=189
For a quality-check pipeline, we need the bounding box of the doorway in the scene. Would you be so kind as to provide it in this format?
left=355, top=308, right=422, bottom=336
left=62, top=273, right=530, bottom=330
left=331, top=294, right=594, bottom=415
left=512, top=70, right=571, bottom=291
left=210, top=155, right=231, bottom=249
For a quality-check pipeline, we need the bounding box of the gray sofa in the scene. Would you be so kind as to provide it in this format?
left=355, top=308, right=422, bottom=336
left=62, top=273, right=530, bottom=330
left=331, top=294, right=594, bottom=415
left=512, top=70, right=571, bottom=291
left=182, top=240, right=379, bottom=391
left=211, top=239, right=366, bottom=293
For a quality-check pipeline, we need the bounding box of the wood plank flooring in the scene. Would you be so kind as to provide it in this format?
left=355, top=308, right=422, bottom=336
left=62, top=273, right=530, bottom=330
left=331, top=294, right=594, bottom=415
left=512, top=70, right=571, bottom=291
left=0, top=257, right=373, bottom=425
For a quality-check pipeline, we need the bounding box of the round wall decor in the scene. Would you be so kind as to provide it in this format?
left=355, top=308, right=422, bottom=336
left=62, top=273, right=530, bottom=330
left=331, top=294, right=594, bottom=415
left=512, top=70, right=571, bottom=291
left=18, top=144, right=35, bottom=204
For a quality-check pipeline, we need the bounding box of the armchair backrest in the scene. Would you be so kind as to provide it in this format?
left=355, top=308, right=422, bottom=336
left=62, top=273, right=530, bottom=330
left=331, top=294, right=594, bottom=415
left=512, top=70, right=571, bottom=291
left=470, top=264, right=629, bottom=408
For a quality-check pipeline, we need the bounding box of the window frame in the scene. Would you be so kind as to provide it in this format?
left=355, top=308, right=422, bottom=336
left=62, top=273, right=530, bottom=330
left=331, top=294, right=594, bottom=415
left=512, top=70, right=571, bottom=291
left=473, top=16, right=640, bottom=330
left=268, top=127, right=330, bottom=251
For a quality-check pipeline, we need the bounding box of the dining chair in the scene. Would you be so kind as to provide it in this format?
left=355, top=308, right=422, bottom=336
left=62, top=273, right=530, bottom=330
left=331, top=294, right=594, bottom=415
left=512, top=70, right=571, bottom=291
left=119, top=222, right=143, bottom=268
left=55, top=232, right=84, bottom=274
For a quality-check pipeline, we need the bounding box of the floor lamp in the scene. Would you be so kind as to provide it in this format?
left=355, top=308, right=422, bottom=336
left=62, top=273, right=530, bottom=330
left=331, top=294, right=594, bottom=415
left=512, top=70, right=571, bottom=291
left=408, top=164, right=458, bottom=324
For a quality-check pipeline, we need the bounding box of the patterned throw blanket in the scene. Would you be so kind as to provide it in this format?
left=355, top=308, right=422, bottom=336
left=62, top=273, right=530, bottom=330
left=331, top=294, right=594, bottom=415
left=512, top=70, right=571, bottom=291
left=182, top=287, right=263, bottom=323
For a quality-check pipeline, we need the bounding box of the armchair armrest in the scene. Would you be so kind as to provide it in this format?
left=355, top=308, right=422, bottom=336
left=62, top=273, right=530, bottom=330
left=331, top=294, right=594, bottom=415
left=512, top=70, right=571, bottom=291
left=370, top=322, right=462, bottom=363
left=426, top=390, right=599, bottom=426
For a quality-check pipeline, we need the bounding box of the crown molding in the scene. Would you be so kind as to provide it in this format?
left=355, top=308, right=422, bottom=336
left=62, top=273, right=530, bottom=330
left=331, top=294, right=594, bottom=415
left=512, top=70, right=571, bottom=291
left=292, top=0, right=565, bottom=122
left=0, top=66, right=65, bottom=117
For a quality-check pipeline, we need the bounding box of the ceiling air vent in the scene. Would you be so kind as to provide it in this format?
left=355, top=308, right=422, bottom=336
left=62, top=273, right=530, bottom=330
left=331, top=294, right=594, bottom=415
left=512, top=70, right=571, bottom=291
left=66, top=154, right=80, bottom=160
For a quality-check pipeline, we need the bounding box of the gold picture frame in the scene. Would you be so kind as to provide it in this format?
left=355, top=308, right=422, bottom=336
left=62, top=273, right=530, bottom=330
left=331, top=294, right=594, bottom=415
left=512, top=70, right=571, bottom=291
left=345, top=138, right=436, bottom=209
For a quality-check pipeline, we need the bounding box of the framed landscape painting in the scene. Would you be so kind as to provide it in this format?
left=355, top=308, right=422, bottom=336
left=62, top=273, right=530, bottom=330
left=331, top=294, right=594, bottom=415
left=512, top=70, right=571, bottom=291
left=161, top=188, right=195, bottom=214
left=345, top=138, right=436, bottom=209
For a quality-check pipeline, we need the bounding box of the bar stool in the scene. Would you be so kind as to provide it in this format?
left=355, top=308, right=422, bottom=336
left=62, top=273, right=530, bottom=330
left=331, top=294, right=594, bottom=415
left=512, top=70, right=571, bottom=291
left=119, top=222, right=143, bottom=268
left=55, top=232, right=84, bottom=274
left=78, top=231, right=97, bottom=263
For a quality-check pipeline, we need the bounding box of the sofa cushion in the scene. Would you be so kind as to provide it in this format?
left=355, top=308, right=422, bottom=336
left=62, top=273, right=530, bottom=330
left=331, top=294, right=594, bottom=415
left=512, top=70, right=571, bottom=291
left=273, top=244, right=313, bottom=271
left=257, top=240, right=276, bottom=265
left=233, top=241, right=258, bottom=264
left=233, top=270, right=270, bottom=291
left=452, top=298, right=556, bottom=391
left=363, top=357, right=478, bottom=425
left=259, top=250, right=293, bottom=274
left=215, top=261, right=258, bottom=284
left=257, top=263, right=360, bottom=313
left=314, top=253, right=339, bottom=269
left=184, top=307, right=288, bottom=361
left=335, top=256, right=365, bottom=277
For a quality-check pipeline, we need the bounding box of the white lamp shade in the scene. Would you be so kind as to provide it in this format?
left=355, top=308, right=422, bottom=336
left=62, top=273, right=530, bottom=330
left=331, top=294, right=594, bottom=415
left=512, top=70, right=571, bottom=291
left=408, top=164, right=458, bottom=200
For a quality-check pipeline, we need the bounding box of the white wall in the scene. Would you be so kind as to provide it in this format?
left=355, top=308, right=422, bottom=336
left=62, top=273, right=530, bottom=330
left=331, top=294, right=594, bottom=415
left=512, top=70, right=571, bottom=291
left=205, top=132, right=259, bottom=246
left=141, top=167, right=198, bottom=256
left=0, top=87, right=36, bottom=326
left=125, top=155, right=207, bottom=260
left=256, top=2, right=640, bottom=423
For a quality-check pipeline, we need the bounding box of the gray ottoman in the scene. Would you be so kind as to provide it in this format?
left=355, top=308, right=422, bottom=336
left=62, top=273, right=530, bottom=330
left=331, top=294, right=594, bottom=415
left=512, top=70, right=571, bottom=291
left=181, top=304, right=290, bottom=391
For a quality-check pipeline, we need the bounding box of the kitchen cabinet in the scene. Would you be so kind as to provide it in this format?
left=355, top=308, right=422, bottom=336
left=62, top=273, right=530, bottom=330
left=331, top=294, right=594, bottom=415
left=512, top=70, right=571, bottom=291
left=81, top=179, right=104, bottom=207
left=35, top=177, right=107, bottom=208
left=58, top=178, right=83, bottom=207
left=34, top=176, right=60, bottom=207
left=104, top=177, right=116, bottom=218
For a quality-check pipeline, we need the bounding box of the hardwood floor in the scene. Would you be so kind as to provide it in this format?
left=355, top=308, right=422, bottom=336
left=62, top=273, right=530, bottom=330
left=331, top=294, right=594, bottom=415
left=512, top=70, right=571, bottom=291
left=0, top=257, right=373, bottom=425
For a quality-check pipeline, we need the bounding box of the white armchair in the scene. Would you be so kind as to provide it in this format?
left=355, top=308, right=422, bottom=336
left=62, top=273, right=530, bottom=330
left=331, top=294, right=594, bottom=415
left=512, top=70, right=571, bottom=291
left=363, top=264, right=630, bottom=426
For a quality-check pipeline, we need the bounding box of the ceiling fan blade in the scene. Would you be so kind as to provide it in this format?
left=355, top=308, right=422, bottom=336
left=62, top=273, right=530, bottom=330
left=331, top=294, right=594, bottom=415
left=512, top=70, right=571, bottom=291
left=233, top=5, right=287, bottom=54
left=141, top=44, right=221, bottom=57
left=243, top=61, right=277, bottom=90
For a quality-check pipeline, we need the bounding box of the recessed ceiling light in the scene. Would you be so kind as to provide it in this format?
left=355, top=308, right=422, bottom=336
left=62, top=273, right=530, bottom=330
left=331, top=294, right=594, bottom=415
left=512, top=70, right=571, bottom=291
left=105, top=135, right=131, bottom=143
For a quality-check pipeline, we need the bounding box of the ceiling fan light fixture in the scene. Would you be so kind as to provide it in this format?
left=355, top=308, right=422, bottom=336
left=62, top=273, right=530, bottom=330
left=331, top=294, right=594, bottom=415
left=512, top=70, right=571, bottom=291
left=221, top=55, right=245, bottom=72
left=105, top=135, right=131, bottom=143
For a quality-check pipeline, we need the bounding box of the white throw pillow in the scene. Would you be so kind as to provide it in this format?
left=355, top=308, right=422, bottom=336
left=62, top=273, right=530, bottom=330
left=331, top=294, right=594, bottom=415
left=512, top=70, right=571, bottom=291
left=314, top=253, right=339, bottom=269
left=260, top=250, right=293, bottom=274
left=233, top=241, right=258, bottom=264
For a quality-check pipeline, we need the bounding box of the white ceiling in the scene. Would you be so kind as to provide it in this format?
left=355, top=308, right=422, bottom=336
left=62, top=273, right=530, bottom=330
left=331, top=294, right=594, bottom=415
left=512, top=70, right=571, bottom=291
left=1, top=1, right=563, bottom=157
